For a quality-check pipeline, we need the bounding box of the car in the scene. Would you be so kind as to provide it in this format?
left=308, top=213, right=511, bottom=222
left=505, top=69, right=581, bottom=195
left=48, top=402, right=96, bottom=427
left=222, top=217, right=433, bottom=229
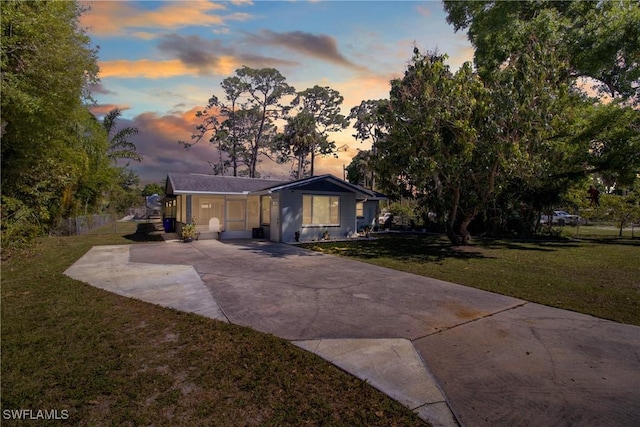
left=540, top=210, right=582, bottom=226
left=378, top=212, right=393, bottom=226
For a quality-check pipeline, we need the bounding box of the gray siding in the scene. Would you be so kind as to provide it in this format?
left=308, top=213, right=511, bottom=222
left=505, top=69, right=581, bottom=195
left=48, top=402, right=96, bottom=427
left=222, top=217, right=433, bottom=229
left=279, top=190, right=357, bottom=242
left=357, top=200, right=380, bottom=231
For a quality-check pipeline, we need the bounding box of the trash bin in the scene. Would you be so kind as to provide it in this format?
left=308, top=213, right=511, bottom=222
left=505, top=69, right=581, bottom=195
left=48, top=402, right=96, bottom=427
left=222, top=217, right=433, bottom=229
left=163, top=218, right=175, bottom=233
left=252, top=227, right=264, bottom=238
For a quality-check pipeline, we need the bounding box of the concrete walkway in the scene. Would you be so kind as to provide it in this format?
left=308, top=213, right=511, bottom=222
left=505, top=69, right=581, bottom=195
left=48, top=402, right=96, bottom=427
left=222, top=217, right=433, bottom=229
left=65, top=240, right=640, bottom=427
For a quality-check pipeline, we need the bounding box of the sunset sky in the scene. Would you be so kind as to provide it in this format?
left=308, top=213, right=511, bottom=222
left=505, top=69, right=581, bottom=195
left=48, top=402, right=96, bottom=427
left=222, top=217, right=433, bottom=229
left=81, top=0, right=474, bottom=185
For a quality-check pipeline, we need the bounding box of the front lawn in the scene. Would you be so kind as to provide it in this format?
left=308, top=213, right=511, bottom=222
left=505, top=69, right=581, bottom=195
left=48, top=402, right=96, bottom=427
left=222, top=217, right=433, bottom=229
left=1, top=223, right=425, bottom=426
left=301, top=233, right=640, bottom=326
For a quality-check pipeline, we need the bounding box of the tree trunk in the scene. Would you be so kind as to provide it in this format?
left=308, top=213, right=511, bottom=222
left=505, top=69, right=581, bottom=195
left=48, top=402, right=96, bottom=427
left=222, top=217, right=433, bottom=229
left=459, top=211, right=476, bottom=246
left=310, top=150, right=315, bottom=176
left=446, top=186, right=461, bottom=245
left=296, top=152, right=304, bottom=179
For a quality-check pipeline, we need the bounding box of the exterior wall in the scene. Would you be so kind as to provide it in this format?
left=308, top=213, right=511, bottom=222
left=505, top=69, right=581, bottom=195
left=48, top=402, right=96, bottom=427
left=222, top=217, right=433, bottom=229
left=269, top=193, right=280, bottom=242
left=175, top=194, right=255, bottom=239
left=278, top=189, right=357, bottom=242
left=171, top=183, right=380, bottom=242
left=356, top=200, right=380, bottom=232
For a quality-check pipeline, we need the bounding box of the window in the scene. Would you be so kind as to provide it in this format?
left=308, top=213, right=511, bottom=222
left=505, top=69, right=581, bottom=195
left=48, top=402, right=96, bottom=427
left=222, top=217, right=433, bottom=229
left=261, top=196, right=271, bottom=225
left=303, top=195, right=340, bottom=226
left=356, top=202, right=364, bottom=218
left=226, top=199, right=246, bottom=231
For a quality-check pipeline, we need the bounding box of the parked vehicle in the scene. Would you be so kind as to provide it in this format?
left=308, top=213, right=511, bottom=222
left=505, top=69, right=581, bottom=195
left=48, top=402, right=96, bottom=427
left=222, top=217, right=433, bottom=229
left=540, top=210, right=582, bottom=226
left=378, top=212, right=394, bottom=227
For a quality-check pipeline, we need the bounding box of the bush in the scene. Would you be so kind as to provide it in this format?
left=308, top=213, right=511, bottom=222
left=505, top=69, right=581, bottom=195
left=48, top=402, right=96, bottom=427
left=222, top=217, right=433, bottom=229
left=0, top=196, right=46, bottom=257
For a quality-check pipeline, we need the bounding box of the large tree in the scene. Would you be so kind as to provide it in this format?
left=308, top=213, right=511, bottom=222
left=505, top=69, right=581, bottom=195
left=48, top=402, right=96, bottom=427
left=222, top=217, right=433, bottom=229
left=1, top=0, right=101, bottom=242
left=274, top=109, right=322, bottom=179
left=443, top=0, right=640, bottom=233
left=443, top=0, right=640, bottom=103
left=185, top=67, right=294, bottom=177
left=348, top=99, right=389, bottom=190
left=291, top=85, right=349, bottom=176
left=377, top=50, right=493, bottom=244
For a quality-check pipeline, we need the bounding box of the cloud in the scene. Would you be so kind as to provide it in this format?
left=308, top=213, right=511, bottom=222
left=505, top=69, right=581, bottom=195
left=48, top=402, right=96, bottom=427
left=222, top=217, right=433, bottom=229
left=103, top=105, right=351, bottom=184
left=89, top=82, right=117, bottom=95
left=90, top=103, right=133, bottom=118
left=157, top=33, right=299, bottom=74
left=98, top=59, right=198, bottom=79
left=244, top=30, right=367, bottom=71
left=80, top=0, right=250, bottom=38
left=158, top=35, right=225, bottom=69
left=116, top=108, right=217, bottom=184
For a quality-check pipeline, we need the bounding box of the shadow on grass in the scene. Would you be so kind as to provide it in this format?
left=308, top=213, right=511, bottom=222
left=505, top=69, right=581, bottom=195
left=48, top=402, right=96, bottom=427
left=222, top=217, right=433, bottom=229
left=301, top=233, right=493, bottom=263
left=123, top=222, right=166, bottom=243
left=573, top=237, right=640, bottom=247
left=300, top=232, right=626, bottom=263
left=478, top=239, right=580, bottom=252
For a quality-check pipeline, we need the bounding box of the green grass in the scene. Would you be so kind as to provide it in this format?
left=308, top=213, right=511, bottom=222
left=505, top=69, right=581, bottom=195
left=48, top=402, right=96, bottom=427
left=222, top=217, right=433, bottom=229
left=301, top=233, right=640, bottom=326
left=569, top=224, right=639, bottom=239
left=1, top=223, right=426, bottom=426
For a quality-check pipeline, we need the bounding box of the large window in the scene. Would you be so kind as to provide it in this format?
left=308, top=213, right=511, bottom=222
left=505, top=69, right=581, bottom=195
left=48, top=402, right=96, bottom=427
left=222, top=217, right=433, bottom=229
left=303, top=195, right=340, bottom=226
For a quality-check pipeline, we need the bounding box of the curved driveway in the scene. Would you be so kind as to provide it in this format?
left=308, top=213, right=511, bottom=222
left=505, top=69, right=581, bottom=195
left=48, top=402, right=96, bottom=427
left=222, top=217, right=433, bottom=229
left=66, top=239, right=640, bottom=427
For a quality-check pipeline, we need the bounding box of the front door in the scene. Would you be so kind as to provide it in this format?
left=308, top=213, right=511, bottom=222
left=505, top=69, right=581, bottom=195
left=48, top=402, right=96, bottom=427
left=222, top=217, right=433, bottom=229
left=270, top=195, right=280, bottom=242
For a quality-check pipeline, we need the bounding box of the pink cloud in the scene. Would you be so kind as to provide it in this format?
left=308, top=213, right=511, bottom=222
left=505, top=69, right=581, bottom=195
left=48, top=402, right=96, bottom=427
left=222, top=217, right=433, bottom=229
left=80, top=0, right=246, bottom=38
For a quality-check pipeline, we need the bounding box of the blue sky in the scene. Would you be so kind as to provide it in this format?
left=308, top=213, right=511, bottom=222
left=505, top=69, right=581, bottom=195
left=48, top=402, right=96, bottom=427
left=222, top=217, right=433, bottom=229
left=81, top=1, right=473, bottom=184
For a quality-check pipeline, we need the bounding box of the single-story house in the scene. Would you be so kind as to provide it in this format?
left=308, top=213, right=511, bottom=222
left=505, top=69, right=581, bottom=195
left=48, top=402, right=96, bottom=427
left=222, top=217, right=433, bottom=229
left=163, top=172, right=385, bottom=242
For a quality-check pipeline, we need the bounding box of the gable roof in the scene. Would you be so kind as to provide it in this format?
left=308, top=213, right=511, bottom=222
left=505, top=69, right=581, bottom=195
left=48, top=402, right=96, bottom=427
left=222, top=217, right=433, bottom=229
left=166, top=173, right=287, bottom=195
left=165, top=172, right=386, bottom=200
left=260, top=174, right=386, bottom=200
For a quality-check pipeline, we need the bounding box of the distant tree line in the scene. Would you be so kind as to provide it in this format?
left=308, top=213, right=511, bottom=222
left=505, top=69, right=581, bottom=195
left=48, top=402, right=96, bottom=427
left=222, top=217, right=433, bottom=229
left=1, top=1, right=143, bottom=249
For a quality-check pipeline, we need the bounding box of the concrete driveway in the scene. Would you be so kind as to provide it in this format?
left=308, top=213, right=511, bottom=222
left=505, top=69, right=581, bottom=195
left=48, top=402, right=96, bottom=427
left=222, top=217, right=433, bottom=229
left=65, top=239, right=640, bottom=427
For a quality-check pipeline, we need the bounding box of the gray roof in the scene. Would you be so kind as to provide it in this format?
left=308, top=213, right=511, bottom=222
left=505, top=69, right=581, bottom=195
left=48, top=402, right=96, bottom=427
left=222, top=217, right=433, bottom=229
left=166, top=173, right=288, bottom=195
left=165, top=172, right=386, bottom=200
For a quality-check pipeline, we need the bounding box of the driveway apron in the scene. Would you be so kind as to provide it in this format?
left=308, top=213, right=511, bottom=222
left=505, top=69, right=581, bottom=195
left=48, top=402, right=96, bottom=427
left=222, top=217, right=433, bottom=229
left=67, top=240, right=640, bottom=427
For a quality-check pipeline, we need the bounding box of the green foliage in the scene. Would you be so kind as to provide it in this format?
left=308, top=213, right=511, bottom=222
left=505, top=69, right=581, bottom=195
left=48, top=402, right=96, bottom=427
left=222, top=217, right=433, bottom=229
left=345, top=150, right=376, bottom=189
left=570, top=103, right=640, bottom=187
left=291, top=85, right=349, bottom=175
left=103, top=108, right=142, bottom=163
left=444, top=0, right=640, bottom=103
left=142, top=183, right=166, bottom=197
left=387, top=200, right=420, bottom=229
left=274, top=109, right=320, bottom=179
left=375, top=50, right=499, bottom=244
left=366, top=2, right=639, bottom=242
left=1, top=1, right=141, bottom=245
left=0, top=196, right=45, bottom=250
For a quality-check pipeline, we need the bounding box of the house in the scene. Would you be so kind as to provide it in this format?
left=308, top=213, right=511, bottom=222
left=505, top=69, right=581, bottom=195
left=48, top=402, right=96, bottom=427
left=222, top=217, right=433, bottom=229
left=163, top=172, right=385, bottom=242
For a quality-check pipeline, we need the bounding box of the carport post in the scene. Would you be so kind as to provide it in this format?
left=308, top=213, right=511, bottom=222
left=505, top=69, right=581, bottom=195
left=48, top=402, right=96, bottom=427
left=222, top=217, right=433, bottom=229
left=186, top=195, right=192, bottom=224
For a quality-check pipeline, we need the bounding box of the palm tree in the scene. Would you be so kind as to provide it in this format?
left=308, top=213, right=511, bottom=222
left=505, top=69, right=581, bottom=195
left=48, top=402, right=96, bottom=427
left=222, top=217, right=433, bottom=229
left=103, top=108, right=142, bottom=162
